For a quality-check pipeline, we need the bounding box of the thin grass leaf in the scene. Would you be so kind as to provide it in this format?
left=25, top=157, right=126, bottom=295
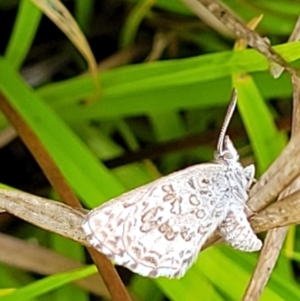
left=120, top=0, right=156, bottom=48
left=130, top=277, right=165, bottom=301
left=156, top=268, right=224, bottom=301
left=74, top=0, right=95, bottom=33
left=198, top=246, right=300, bottom=301
left=34, top=42, right=300, bottom=122
left=127, top=0, right=191, bottom=15
left=148, top=110, right=187, bottom=171
left=0, top=265, right=97, bottom=301
left=0, top=57, right=124, bottom=207
left=0, top=264, right=31, bottom=288
left=0, top=289, right=15, bottom=297
left=127, top=0, right=297, bottom=35
left=4, top=0, right=42, bottom=69
left=30, top=0, right=101, bottom=99
left=233, top=75, right=287, bottom=174
left=77, top=125, right=155, bottom=189
left=285, top=226, right=296, bottom=258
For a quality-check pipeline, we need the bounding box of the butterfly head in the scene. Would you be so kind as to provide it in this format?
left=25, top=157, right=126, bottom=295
left=215, top=135, right=239, bottom=163
left=215, top=135, right=255, bottom=190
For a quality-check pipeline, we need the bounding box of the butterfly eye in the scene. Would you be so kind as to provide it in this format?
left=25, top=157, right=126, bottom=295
left=223, top=151, right=234, bottom=160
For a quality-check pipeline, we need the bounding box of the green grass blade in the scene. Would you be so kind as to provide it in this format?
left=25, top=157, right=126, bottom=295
left=197, top=246, right=299, bottom=301
left=49, top=234, right=88, bottom=301
left=0, top=265, right=97, bottom=301
left=34, top=42, right=299, bottom=122
left=156, top=270, right=224, bottom=301
left=130, top=277, right=165, bottom=301
left=0, top=57, right=124, bottom=207
left=4, top=0, right=42, bottom=69
left=120, top=0, right=156, bottom=48
left=233, top=74, right=287, bottom=174
left=74, top=0, right=95, bottom=32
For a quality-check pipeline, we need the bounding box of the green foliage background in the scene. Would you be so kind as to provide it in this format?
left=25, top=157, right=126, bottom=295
left=0, top=0, right=300, bottom=300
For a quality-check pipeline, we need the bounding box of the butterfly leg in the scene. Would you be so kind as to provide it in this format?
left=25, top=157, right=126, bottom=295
left=217, top=208, right=262, bottom=252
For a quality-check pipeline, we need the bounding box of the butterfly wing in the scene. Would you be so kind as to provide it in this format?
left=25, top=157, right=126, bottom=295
left=218, top=205, right=262, bottom=252
left=82, top=164, right=231, bottom=278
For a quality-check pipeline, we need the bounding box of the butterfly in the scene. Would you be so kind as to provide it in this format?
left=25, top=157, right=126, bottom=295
left=82, top=89, right=262, bottom=278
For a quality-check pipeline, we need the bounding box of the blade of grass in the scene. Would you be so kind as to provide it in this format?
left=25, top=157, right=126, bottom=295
left=198, top=246, right=300, bottom=301
left=75, top=124, right=155, bottom=189
left=156, top=268, right=224, bottom=301
left=34, top=42, right=299, bottom=122
left=130, top=277, right=164, bottom=301
left=4, top=0, right=42, bottom=70
left=0, top=265, right=97, bottom=301
left=0, top=57, right=124, bottom=207
left=30, top=0, right=101, bottom=99
left=126, top=0, right=298, bottom=35
left=232, top=75, right=287, bottom=174
left=120, top=0, right=156, bottom=48
left=148, top=110, right=187, bottom=172
left=50, top=234, right=87, bottom=301
left=74, top=0, right=95, bottom=32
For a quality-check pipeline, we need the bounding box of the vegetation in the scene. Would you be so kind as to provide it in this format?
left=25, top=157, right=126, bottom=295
left=0, top=0, right=300, bottom=300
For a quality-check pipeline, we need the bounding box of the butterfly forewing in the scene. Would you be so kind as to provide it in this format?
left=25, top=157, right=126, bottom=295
left=82, top=163, right=232, bottom=278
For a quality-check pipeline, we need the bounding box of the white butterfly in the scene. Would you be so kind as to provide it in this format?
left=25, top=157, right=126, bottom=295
left=82, top=89, right=262, bottom=278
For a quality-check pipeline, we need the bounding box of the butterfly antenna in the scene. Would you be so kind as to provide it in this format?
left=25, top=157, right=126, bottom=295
left=217, top=89, right=238, bottom=155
